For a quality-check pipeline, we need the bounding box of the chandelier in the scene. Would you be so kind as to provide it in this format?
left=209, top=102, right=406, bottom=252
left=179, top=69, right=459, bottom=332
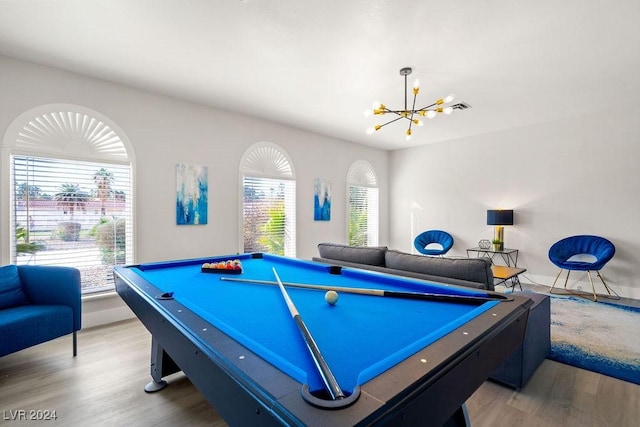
left=365, top=67, right=466, bottom=141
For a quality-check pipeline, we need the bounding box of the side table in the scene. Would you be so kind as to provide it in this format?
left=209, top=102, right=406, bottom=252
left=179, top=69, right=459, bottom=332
left=491, top=265, right=526, bottom=292
left=467, top=247, right=519, bottom=267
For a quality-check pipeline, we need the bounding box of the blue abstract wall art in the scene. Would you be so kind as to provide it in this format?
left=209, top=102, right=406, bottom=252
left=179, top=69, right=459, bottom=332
left=314, top=178, right=331, bottom=221
left=176, top=164, right=208, bottom=225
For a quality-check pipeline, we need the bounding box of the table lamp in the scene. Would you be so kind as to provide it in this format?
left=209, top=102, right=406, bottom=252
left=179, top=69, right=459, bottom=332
left=487, top=209, right=514, bottom=250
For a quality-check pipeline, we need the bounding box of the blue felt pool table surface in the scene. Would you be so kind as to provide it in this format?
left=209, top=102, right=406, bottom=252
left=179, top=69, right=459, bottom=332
left=131, top=253, right=498, bottom=394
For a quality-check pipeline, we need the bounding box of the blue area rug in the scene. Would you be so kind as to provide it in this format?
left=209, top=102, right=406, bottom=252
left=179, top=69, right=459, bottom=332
left=547, top=294, right=640, bottom=385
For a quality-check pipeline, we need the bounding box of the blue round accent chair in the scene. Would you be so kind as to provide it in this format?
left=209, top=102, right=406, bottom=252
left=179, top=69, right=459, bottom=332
left=413, top=230, right=454, bottom=256
left=548, top=235, right=619, bottom=301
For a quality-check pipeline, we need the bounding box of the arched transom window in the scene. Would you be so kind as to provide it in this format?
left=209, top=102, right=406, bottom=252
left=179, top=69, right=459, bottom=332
left=239, top=142, right=296, bottom=257
left=2, top=104, right=134, bottom=294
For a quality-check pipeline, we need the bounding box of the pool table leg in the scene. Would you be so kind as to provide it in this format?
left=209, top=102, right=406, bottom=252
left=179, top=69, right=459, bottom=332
left=443, top=403, right=470, bottom=427
left=144, top=336, right=179, bottom=393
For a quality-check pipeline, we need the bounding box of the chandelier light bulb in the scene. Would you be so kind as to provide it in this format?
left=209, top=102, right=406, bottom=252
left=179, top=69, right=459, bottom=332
left=443, top=106, right=454, bottom=115
left=444, top=94, right=455, bottom=103
left=426, top=110, right=437, bottom=119
left=405, top=129, right=412, bottom=141
left=363, top=109, right=372, bottom=117
left=372, top=101, right=382, bottom=109
left=365, top=125, right=382, bottom=134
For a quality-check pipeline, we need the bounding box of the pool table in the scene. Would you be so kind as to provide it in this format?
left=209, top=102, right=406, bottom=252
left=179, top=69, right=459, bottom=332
left=114, top=253, right=532, bottom=426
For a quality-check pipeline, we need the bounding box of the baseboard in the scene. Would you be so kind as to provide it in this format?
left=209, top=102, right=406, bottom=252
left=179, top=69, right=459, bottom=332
left=81, top=292, right=136, bottom=329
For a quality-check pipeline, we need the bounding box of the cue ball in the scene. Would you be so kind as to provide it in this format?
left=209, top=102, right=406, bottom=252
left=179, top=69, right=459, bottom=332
left=325, top=290, right=339, bottom=305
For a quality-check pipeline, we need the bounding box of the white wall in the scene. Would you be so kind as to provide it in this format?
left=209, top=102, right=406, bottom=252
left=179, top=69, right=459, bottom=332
left=0, top=55, right=389, bottom=260
left=0, top=55, right=389, bottom=326
left=390, top=109, right=640, bottom=299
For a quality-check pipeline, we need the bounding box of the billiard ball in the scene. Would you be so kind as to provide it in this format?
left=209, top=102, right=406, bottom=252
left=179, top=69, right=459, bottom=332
left=325, top=290, right=339, bottom=305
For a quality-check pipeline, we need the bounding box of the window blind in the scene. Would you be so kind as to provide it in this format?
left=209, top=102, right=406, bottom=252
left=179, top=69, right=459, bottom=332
left=12, top=155, right=133, bottom=294
left=243, top=176, right=296, bottom=257
left=348, top=185, right=379, bottom=247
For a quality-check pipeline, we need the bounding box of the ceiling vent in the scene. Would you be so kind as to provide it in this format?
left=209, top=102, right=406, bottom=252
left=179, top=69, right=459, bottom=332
left=451, top=102, right=472, bottom=110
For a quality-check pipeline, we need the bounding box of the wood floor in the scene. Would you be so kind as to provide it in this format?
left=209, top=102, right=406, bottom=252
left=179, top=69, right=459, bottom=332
left=1, top=317, right=638, bottom=426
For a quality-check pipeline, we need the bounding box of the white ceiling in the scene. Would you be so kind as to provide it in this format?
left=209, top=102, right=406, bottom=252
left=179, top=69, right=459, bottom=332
left=1, top=0, right=638, bottom=150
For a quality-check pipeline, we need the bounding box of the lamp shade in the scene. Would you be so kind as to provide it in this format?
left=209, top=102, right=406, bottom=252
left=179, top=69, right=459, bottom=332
left=487, top=209, right=514, bottom=226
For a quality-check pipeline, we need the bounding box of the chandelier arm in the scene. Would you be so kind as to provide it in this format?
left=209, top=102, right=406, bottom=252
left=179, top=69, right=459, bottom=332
left=384, top=109, right=412, bottom=116
left=377, top=116, right=406, bottom=129
left=416, top=102, right=438, bottom=112
left=381, top=109, right=419, bottom=121
left=407, top=92, right=419, bottom=133
left=411, top=92, right=418, bottom=113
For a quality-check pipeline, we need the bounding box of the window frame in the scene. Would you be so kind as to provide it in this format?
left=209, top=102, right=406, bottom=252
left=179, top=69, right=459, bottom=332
left=346, top=160, right=379, bottom=247
left=1, top=104, right=135, bottom=294
left=238, top=142, right=296, bottom=257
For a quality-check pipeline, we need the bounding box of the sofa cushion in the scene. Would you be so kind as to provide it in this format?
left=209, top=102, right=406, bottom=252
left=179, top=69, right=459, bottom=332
left=385, top=250, right=494, bottom=290
left=381, top=266, right=490, bottom=290
left=0, top=265, right=29, bottom=309
left=317, top=243, right=387, bottom=267
left=313, top=256, right=490, bottom=290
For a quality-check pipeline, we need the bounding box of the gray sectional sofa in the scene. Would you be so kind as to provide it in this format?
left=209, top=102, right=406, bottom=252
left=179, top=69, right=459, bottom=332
left=313, top=242, right=495, bottom=290
left=312, top=242, right=550, bottom=389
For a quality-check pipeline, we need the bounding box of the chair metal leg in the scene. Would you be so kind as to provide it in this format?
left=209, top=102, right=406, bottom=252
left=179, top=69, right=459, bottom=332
left=73, top=331, right=77, bottom=357
left=552, top=269, right=620, bottom=302
left=563, top=269, right=571, bottom=290
left=550, top=269, right=582, bottom=298
left=586, top=270, right=598, bottom=302
left=550, top=269, right=564, bottom=294
left=596, top=270, right=621, bottom=300
left=550, top=267, right=620, bottom=302
left=578, top=270, right=621, bottom=302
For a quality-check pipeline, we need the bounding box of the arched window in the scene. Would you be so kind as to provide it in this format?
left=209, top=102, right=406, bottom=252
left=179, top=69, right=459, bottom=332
left=347, top=160, right=379, bottom=246
left=2, top=104, right=135, bottom=294
left=239, top=142, right=296, bottom=257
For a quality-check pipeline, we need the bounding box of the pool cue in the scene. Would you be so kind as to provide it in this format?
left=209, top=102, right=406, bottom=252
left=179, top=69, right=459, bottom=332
left=220, top=276, right=511, bottom=304
left=272, top=267, right=345, bottom=401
